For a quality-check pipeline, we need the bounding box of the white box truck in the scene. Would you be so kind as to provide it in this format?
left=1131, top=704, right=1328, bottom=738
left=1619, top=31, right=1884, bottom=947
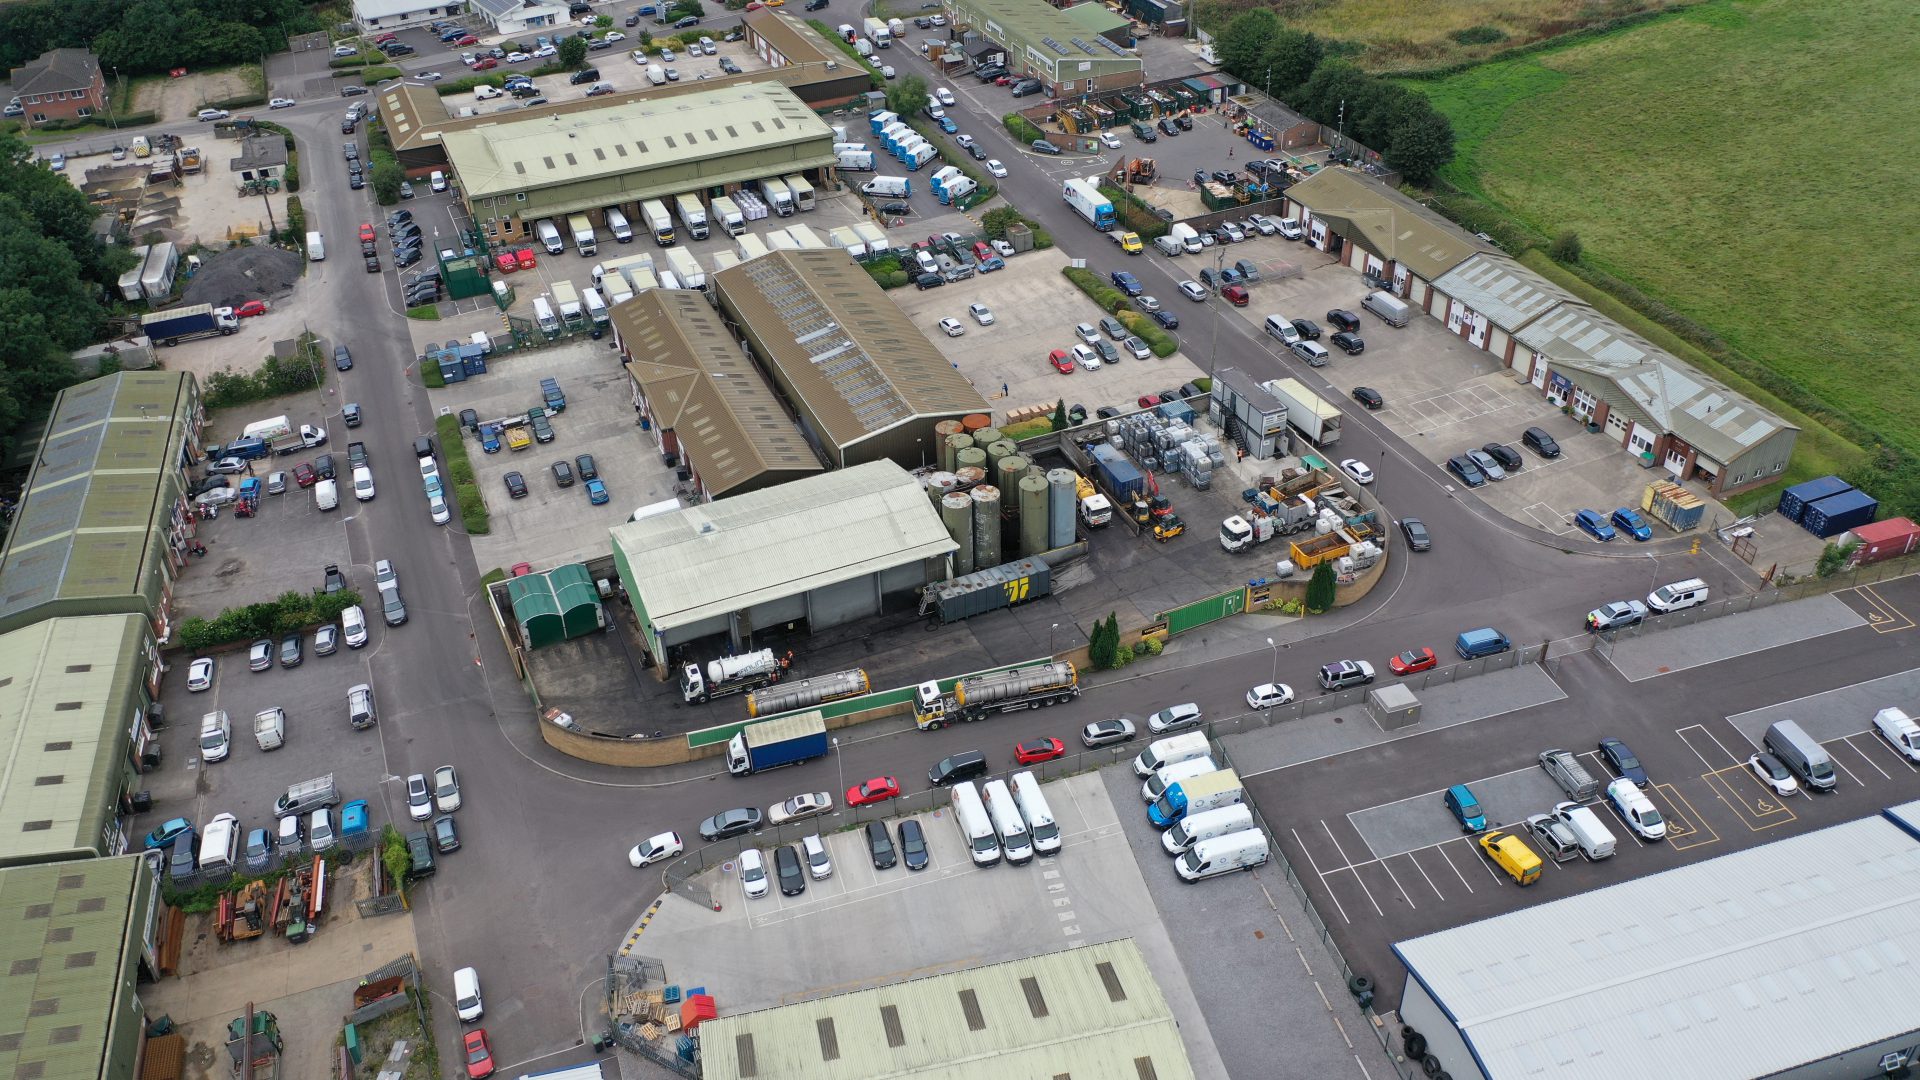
left=551, top=279, right=584, bottom=327
left=736, top=233, right=770, bottom=260
left=591, top=252, right=653, bottom=289
left=673, top=193, right=710, bottom=240
left=604, top=206, right=633, bottom=243
left=862, top=17, right=890, bottom=46
left=532, top=296, right=560, bottom=334
left=535, top=218, right=564, bottom=254
left=641, top=198, right=674, bottom=245
left=853, top=221, right=889, bottom=256
left=664, top=246, right=705, bottom=291
left=582, top=286, right=610, bottom=327
left=828, top=226, right=867, bottom=259
left=758, top=177, right=794, bottom=216
left=567, top=213, right=599, bottom=256
left=784, top=223, right=826, bottom=249
left=782, top=173, right=815, bottom=211
left=710, top=195, right=746, bottom=236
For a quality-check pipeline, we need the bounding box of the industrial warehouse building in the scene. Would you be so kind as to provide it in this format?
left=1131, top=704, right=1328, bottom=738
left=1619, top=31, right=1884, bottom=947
left=0, top=855, right=160, bottom=1080
left=1282, top=168, right=1796, bottom=496
left=0, top=371, right=204, bottom=639
left=942, top=0, right=1141, bottom=95
left=699, top=939, right=1194, bottom=1080
left=738, top=10, right=883, bottom=106
left=470, top=0, right=567, bottom=37
left=611, top=461, right=957, bottom=666
left=613, top=289, right=824, bottom=500
left=712, top=249, right=990, bottom=471
left=1393, top=799, right=1920, bottom=1080
left=439, top=81, right=835, bottom=250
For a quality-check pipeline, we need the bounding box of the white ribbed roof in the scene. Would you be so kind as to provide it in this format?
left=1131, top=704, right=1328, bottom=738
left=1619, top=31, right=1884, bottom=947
left=1394, top=807, right=1920, bottom=1079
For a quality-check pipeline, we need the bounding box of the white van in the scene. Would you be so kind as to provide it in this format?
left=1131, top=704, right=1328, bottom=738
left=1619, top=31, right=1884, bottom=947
left=1874, top=707, right=1920, bottom=762
left=253, top=707, right=286, bottom=750
left=1142, top=755, right=1217, bottom=802
left=605, top=206, right=633, bottom=243
left=1175, top=829, right=1269, bottom=882
left=1361, top=290, right=1411, bottom=326
left=534, top=218, right=564, bottom=254
left=531, top=296, right=559, bottom=333
left=306, top=230, right=325, bottom=261
left=1169, top=223, right=1201, bottom=254
left=1550, top=801, right=1617, bottom=859
left=1007, top=771, right=1061, bottom=855
left=949, top=781, right=1001, bottom=867
left=1132, top=731, right=1210, bottom=777
left=454, top=966, right=484, bottom=1022
left=429, top=170, right=447, bottom=193
left=981, top=779, right=1033, bottom=864
left=1154, top=234, right=1184, bottom=256
left=199, top=710, right=231, bottom=763
left=1162, top=803, right=1255, bottom=855
left=199, top=812, right=241, bottom=872
left=1263, top=314, right=1301, bottom=345
left=314, top=478, right=339, bottom=511
left=1646, top=577, right=1708, bottom=613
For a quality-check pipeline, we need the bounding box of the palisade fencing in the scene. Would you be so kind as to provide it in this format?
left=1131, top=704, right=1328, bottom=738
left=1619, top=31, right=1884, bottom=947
left=1594, top=552, right=1920, bottom=650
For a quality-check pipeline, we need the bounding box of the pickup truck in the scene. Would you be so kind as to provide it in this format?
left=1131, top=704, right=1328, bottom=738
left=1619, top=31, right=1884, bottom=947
left=323, top=565, right=347, bottom=593
left=347, top=441, right=369, bottom=469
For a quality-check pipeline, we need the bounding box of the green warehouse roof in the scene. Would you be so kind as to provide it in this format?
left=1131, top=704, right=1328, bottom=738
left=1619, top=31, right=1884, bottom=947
left=0, top=855, right=149, bottom=1080
left=506, top=563, right=604, bottom=648
left=0, top=371, right=196, bottom=636
left=948, top=0, right=1141, bottom=81
left=0, top=616, right=148, bottom=867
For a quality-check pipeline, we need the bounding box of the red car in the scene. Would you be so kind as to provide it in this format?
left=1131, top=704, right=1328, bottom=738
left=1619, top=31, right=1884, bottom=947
left=374, top=32, right=398, bottom=43
left=463, top=1029, right=495, bottom=1078
left=1048, top=349, right=1073, bottom=374
left=457, top=34, right=479, bottom=45
left=1389, top=647, right=1438, bottom=676
left=1013, top=738, right=1065, bottom=765
left=846, top=776, right=900, bottom=807
left=471, top=57, right=498, bottom=70
left=233, top=300, right=269, bottom=318
left=1221, top=285, right=1250, bottom=307
left=292, top=462, right=317, bottom=488
left=1137, top=393, right=1161, bottom=408
left=358, top=222, right=375, bottom=242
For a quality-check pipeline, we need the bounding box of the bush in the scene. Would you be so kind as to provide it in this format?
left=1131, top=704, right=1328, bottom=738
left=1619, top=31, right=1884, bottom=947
left=1549, top=230, right=1583, bottom=264
left=438, top=73, right=508, bottom=96
left=176, top=588, right=365, bottom=651
left=1116, top=310, right=1178, bottom=357
left=1062, top=266, right=1128, bottom=314
left=382, top=826, right=412, bottom=901
left=1100, top=184, right=1171, bottom=239
left=285, top=196, right=305, bottom=244
left=282, top=160, right=299, bottom=193
left=329, top=55, right=373, bottom=68
left=436, top=414, right=490, bottom=535
left=1003, top=113, right=1042, bottom=143
left=1305, top=562, right=1336, bottom=613
left=360, top=65, right=403, bottom=84
left=371, top=159, right=403, bottom=204
left=201, top=335, right=327, bottom=409
left=1001, top=418, right=1053, bottom=441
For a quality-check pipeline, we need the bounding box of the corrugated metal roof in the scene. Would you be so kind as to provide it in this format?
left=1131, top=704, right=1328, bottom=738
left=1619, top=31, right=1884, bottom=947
left=699, top=939, right=1194, bottom=1080
left=611, top=460, right=955, bottom=632
left=611, top=290, right=822, bottom=496
left=442, top=82, right=834, bottom=200
left=0, top=616, right=149, bottom=866
left=1286, top=168, right=1491, bottom=282
left=1394, top=812, right=1920, bottom=1080
left=0, top=855, right=143, bottom=1080
left=1513, top=303, right=1794, bottom=464
left=947, top=0, right=1142, bottom=80
left=1431, top=254, right=1579, bottom=332
left=741, top=9, right=841, bottom=65
left=712, top=250, right=988, bottom=452
left=0, top=371, right=193, bottom=635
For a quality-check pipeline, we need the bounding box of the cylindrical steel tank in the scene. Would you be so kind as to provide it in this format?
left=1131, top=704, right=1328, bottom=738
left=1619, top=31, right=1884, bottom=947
left=973, top=425, right=1003, bottom=447
left=925, top=471, right=959, bottom=503
left=1047, top=468, right=1078, bottom=548
left=954, top=465, right=987, bottom=488
left=961, top=413, right=992, bottom=432
left=1019, top=472, right=1050, bottom=556
left=985, top=438, right=1018, bottom=474
left=995, top=453, right=1028, bottom=492
left=955, top=446, right=987, bottom=473
left=941, top=432, right=974, bottom=473
left=933, top=418, right=965, bottom=441
left=971, top=484, right=1001, bottom=570
left=941, top=492, right=975, bottom=575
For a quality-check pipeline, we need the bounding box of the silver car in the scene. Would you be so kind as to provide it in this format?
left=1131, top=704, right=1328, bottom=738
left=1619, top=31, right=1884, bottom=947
left=1464, top=448, right=1507, bottom=482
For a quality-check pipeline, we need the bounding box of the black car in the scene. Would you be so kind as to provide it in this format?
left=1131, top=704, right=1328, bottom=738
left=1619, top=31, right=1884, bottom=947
left=1481, top=442, right=1524, bottom=471
left=1029, top=138, right=1061, bottom=154
left=774, top=845, right=806, bottom=895
left=365, top=255, right=380, bottom=273
left=804, top=0, right=827, bottom=8
left=348, top=173, right=365, bottom=190
left=1290, top=318, right=1322, bottom=340
left=966, top=144, right=987, bottom=161
left=1352, top=386, right=1384, bottom=410
left=1010, top=79, right=1044, bottom=97
left=574, top=453, right=598, bottom=481
left=397, top=249, right=424, bottom=269
left=504, top=471, right=528, bottom=499
left=1399, top=517, right=1431, bottom=551
left=1095, top=405, right=1121, bottom=420
left=552, top=460, right=574, bottom=487
left=1150, top=309, right=1179, bottom=331
left=1331, top=331, right=1365, bottom=355
left=279, top=631, right=303, bottom=668
left=1157, top=117, right=1180, bottom=135
left=169, top=841, right=197, bottom=882
left=1446, top=455, right=1487, bottom=487
left=334, top=345, right=353, bottom=371
left=865, top=821, right=897, bottom=869
left=626, top=13, right=641, bottom=24
left=314, top=453, right=336, bottom=480
left=1522, top=426, right=1562, bottom=458
left=878, top=201, right=911, bottom=216
left=698, top=807, right=762, bottom=841
left=1327, top=308, right=1361, bottom=332
left=914, top=272, right=944, bottom=290
left=1174, top=113, right=1192, bottom=130
left=568, top=68, right=601, bottom=84
left=384, top=42, right=415, bottom=56
left=431, top=814, right=461, bottom=852
left=190, top=475, right=230, bottom=496
left=459, top=408, right=479, bottom=431
left=341, top=85, right=368, bottom=97
left=674, top=14, right=700, bottom=27
left=343, top=403, right=363, bottom=428
left=898, top=819, right=929, bottom=870
left=341, top=118, right=356, bottom=134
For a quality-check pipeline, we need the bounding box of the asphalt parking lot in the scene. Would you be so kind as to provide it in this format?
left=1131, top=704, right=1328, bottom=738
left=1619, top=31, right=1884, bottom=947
left=428, top=336, right=665, bottom=571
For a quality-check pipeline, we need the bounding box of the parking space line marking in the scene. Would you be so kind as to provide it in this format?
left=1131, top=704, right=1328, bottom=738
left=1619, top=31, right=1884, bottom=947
left=1404, top=850, right=1446, bottom=901
left=1649, top=782, right=1718, bottom=850
left=1856, top=585, right=1915, bottom=633
left=1677, top=722, right=1744, bottom=766
left=1700, top=764, right=1798, bottom=832
left=1319, top=820, right=1387, bottom=917
left=1830, top=749, right=1866, bottom=788
left=1839, top=733, right=1894, bottom=780
left=1375, top=853, right=1417, bottom=911
left=1432, top=841, right=1476, bottom=892
left=1288, top=826, right=1352, bottom=925
left=1865, top=731, right=1920, bottom=773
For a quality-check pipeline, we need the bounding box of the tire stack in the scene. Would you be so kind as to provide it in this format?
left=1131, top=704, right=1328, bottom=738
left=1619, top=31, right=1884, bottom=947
left=1400, top=1026, right=1449, bottom=1080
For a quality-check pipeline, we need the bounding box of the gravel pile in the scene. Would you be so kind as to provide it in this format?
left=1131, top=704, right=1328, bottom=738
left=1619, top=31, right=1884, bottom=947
left=181, top=244, right=305, bottom=309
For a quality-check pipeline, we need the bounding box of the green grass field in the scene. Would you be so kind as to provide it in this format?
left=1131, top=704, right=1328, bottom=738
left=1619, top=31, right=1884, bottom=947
left=1415, top=0, right=1914, bottom=494
left=1249, top=0, right=1688, bottom=71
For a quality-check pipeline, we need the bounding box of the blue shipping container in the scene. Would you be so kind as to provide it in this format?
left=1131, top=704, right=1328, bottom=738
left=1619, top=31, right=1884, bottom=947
left=1089, top=442, right=1145, bottom=500
left=1801, top=489, right=1877, bottom=538
left=1777, top=475, right=1851, bottom=523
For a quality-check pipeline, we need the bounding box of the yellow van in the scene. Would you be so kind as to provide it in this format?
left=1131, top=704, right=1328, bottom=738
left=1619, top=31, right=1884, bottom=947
left=1480, top=830, right=1542, bottom=886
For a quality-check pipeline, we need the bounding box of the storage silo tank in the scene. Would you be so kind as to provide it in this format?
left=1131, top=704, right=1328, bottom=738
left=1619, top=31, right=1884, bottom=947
left=925, top=471, right=959, bottom=503
left=954, top=465, right=987, bottom=489
left=961, top=412, right=992, bottom=433
left=973, top=425, right=1003, bottom=447
left=1047, top=468, right=1077, bottom=548
left=955, top=446, right=987, bottom=474
left=985, top=438, right=1019, bottom=474
left=941, top=432, right=974, bottom=472
left=1019, top=473, right=1051, bottom=556
left=971, top=485, right=1001, bottom=569
left=995, top=453, right=1028, bottom=492
left=934, top=418, right=966, bottom=442
left=941, top=492, right=975, bottom=575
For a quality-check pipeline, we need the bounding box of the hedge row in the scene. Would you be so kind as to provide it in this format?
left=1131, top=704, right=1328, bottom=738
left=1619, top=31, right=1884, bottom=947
left=1100, top=183, right=1172, bottom=239
left=436, top=414, right=490, bottom=535
left=1002, top=112, right=1042, bottom=143
left=1116, top=310, right=1178, bottom=357
left=1060, top=268, right=1179, bottom=357
left=177, top=588, right=365, bottom=651
left=863, top=255, right=908, bottom=290
left=360, top=66, right=404, bottom=84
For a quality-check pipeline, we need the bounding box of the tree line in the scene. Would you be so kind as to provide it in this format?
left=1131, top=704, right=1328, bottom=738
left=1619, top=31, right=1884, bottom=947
left=0, top=0, right=324, bottom=77
left=1214, top=10, right=1455, bottom=185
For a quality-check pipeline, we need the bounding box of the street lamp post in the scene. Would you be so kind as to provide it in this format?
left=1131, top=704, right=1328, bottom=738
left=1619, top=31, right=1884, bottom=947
left=831, top=737, right=844, bottom=805
left=1050, top=623, right=1059, bottom=655
left=1266, top=636, right=1278, bottom=684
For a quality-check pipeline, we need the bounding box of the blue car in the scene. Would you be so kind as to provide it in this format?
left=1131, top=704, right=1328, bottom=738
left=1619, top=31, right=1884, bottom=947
left=1610, top=507, right=1653, bottom=541
left=1150, top=309, right=1179, bottom=330
left=1110, top=270, right=1143, bottom=296
left=1443, top=784, right=1487, bottom=832
left=143, top=817, right=195, bottom=850
left=1598, top=737, right=1648, bottom=785
left=586, top=478, right=609, bottom=505
left=938, top=116, right=958, bottom=134
left=1574, top=509, right=1617, bottom=541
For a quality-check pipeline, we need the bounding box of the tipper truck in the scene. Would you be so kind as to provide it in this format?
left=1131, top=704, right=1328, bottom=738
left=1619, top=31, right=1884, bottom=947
left=1262, top=378, right=1343, bottom=445
left=142, top=304, right=239, bottom=346
left=726, top=711, right=829, bottom=776
left=1147, top=769, right=1243, bottom=828
left=673, top=194, right=710, bottom=240
left=746, top=668, right=870, bottom=718
left=681, top=648, right=791, bottom=703
left=913, top=661, right=1079, bottom=729
left=1075, top=473, right=1113, bottom=527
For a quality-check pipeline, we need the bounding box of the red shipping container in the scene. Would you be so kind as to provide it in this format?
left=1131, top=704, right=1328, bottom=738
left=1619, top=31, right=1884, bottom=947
left=1847, top=517, right=1920, bottom=564
left=680, top=994, right=717, bottom=1031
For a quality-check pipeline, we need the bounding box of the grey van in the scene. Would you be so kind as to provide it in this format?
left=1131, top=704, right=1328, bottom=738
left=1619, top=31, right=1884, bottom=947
left=1539, top=748, right=1600, bottom=801
left=1764, top=720, right=1836, bottom=791
left=929, top=750, right=989, bottom=787
left=1455, top=627, right=1511, bottom=659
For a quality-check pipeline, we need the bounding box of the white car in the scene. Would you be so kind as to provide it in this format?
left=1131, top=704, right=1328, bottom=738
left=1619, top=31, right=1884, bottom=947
left=342, top=604, right=369, bottom=648
left=985, top=158, right=1007, bottom=178
left=1606, top=778, right=1667, bottom=840
left=632, top=49, right=650, bottom=64
left=1146, top=703, right=1203, bottom=735
left=1339, top=458, right=1375, bottom=485
left=1177, top=280, right=1208, bottom=302
left=969, top=303, right=994, bottom=325
left=352, top=465, right=376, bottom=501
left=930, top=12, right=946, bottom=24
left=954, top=133, right=974, bottom=149
left=991, top=239, right=1015, bottom=258
left=629, top=831, right=685, bottom=868
left=660, top=47, right=675, bottom=61
left=505, top=51, right=530, bottom=63
left=938, top=317, right=965, bottom=337
left=417, top=70, right=444, bottom=82
left=881, top=65, right=896, bottom=79
left=197, top=108, right=231, bottom=122
left=935, top=86, right=955, bottom=106
left=532, top=44, right=558, bottom=58
left=332, top=44, right=358, bottom=57
left=1135, top=295, right=1160, bottom=312
left=1070, top=343, right=1101, bottom=371
left=421, top=457, right=442, bottom=485
left=269, top=97, right=296, bottom=109
left=406, top=773, right=433, bottom=820
left=924, top=104, right=944, bottom=119
left=428, top=490, right=451, bottom=525
left=375, top=558, right=398, bottom=591
left=433, top=765, right=462, bottom=813
left=1747, top=753, right=1798, bottom=796
left=768, top=792, right=833, bottom=825
left=187, top=657, right=215, bottom=692
left=738, top=848, right=769, bottom=899
left=1247, top=214, right=1277, bottom=235
left=1098, top=130, right=1121, bottom=149
left=1246, top=683, right=1294, bottom=709
left=605, top=31, right=626, bottom=41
